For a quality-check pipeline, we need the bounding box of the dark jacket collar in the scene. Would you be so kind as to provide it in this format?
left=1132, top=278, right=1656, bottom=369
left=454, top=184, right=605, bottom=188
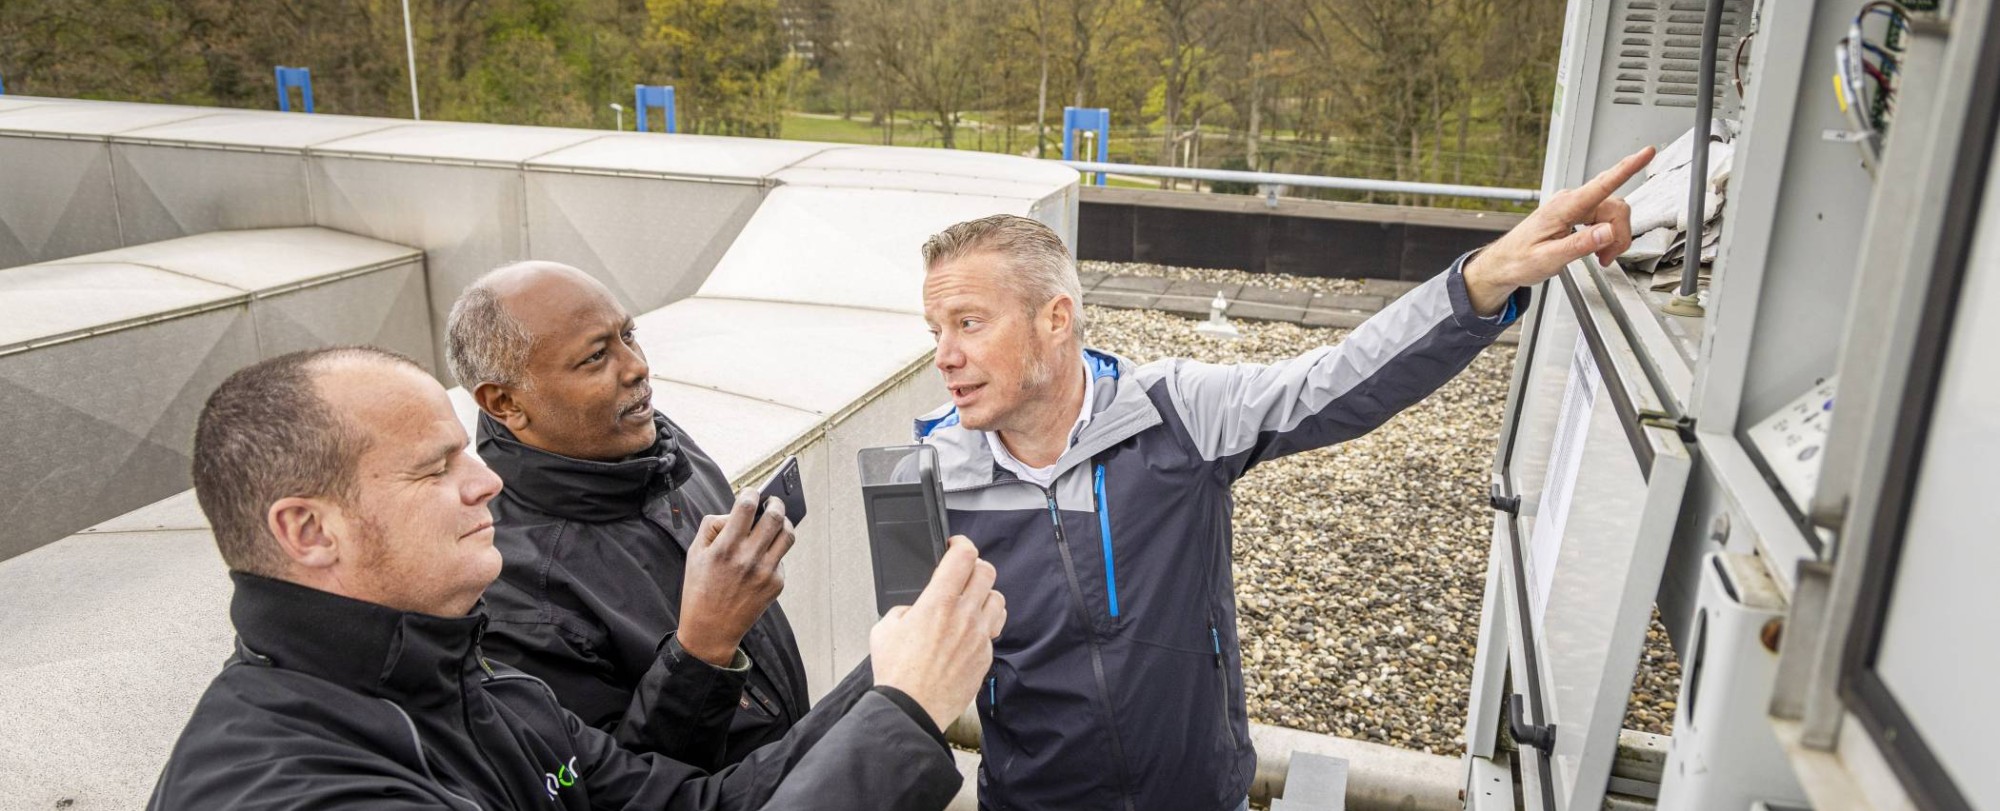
left=475, top=411, right=693, bottom=523
left=228, top=571, right=487, bottom=711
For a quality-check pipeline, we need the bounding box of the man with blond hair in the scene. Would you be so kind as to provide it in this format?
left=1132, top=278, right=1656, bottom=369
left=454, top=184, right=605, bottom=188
left=914, top=148, right=1653, bottom=810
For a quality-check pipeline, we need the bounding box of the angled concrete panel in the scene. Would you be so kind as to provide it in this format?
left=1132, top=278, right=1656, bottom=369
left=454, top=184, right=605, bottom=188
left=111, top=145, right=314, bottom=245
left=309, top=157, right=521, bottom=367
left=0, top=228, right=426, bottom=560
left=0, top=138, right=121, bottom=266
left=0, top=306, right=257, bottom=559
left=524, top=171, right=763, bottom=312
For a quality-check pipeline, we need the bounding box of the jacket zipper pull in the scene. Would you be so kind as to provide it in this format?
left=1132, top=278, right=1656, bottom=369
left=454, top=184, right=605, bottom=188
left=988, top=676, right=998, bottom=716
left=1210, top=626, right=1224, bottom=669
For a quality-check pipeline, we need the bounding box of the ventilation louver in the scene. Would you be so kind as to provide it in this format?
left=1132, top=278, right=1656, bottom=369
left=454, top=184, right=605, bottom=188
left=1612, top=0, right=1743, bottom=108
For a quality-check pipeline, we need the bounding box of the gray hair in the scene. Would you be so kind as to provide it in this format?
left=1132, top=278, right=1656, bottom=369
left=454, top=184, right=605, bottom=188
left=921, top=214, right=1085, bottom=345
left=445, top=271, right=536, bottom=390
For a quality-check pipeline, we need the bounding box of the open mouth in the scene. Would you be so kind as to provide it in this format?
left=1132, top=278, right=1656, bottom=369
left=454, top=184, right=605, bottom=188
left=949, top=382, right=986, bottom=403
left=620, top=389, right=654, bottom=420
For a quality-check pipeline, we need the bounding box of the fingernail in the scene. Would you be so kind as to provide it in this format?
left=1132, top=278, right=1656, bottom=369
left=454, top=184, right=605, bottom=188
left=1592, top=224, right=1613, bottom=246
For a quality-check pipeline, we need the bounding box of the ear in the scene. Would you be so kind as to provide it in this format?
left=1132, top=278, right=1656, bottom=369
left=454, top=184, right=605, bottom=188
left=473, top=381, right=530, bottom=433
left=267, top=496, right=348, bottom=570
left=1043, top=294, right=1075, bottom=344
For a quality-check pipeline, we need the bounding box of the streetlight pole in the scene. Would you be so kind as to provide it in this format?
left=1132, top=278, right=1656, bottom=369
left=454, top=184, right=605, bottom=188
left=401, top=0, right=422, bottom=120
left=609, top=103, right=625, bottom=131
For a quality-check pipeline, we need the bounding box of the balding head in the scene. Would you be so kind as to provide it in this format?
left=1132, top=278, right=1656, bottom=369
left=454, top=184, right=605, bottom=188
left=447, top=261, right=656, bottom=461
left=447, top=262, right=610, bottom=390
left=193, top=346, right=422, bottom=577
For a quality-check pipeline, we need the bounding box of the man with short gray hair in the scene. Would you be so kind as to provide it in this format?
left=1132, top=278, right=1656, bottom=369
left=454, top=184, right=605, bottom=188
left=915, top=147, right=1652, bottom=811
left=445, top=261, right=813, bottom=771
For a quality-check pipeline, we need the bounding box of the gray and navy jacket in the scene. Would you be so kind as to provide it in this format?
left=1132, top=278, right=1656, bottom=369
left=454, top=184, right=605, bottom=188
left=915, top=255, right=1525, bottom=811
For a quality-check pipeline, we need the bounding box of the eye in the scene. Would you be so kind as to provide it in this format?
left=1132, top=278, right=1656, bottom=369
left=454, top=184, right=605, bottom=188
left=620, top=327, right=637, bottom=345
left=582, top=348, right=606, bottom=365
left=960, top=318, right=980, bottom=331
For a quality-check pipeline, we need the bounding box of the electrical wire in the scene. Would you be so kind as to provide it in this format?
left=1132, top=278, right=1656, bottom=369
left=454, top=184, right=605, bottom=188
left=1733, top=31, right=1756, bottom=99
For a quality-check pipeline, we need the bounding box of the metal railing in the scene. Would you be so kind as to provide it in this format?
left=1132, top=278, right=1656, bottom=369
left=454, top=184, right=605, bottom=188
left=1059, top=160, right=1541, bottom=203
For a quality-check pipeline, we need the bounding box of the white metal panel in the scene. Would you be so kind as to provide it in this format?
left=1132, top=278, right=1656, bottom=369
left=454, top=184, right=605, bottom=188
left=695, top=186, right=1037, bottom=314
left=524, top=172, right=763, bottom=313
left=253, top=260, right=435, bottom=373
left=0, top=100, right=218, bottom=137
left=779, top=143, right=1079, bottom=189
left=48, top=227, right=421, bottom=292
left=0, top=306, right=259, bottom=559
left=633, top=297, right=931, bottom=415
left=646, top=380, right=822, bottom=480
left=110, top=146, right=315, bottom=245
left=527, top=132, right=829, bottom=180
left=309, top=156, right=525, bottom=366
left=1870, top=154, right=2000, bottom=808
left=0, top=135, right=123, bottom=265
left=311, top=121, right=604, bottom=166
left=775, top=166, right=1064, bottom=200
left=0, top=262, right=241, bottom=350
left=113, top=110, right=405, bottom=150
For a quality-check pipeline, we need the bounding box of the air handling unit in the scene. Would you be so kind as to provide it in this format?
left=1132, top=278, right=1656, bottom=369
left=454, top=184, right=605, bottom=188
left=1464, top=0, right=2000, bottom=809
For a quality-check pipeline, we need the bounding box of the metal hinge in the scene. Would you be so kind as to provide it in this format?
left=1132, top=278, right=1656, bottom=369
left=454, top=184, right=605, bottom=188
left=1638, top=409, right=1698, bottom=444
left=1489, top=483, right=1521, bottom=515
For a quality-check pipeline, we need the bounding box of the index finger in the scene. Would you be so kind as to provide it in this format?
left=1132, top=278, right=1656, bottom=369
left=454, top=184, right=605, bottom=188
left=913, top=535, right=979, bottom=612
left=1550, top=146, right=1655, bottom=222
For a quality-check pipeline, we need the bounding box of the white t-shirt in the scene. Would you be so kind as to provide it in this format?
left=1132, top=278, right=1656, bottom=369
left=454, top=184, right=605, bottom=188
left=986, top=360, right=1094, bottom=489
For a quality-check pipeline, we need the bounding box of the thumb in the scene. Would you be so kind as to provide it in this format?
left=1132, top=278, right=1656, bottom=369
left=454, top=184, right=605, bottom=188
left=1548, top=223, right=1614, bottom=264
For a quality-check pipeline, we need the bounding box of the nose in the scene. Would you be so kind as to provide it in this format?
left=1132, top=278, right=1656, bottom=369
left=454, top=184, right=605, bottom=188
left=617, top=338, right=651, bottom=384
left=935, top=333, right=964, bottom=374
left=462, top=450, right=504, bottom=506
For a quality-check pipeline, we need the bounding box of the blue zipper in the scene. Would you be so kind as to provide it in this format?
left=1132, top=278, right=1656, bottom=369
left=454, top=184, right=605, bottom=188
left=1095, top=464, right=1120, bottom=618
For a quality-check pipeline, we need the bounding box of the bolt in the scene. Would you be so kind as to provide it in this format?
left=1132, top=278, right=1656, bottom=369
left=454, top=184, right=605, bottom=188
left=1760, top=618, right=1784, bottom=653
left=1709, top=514, right=1731, bottom=545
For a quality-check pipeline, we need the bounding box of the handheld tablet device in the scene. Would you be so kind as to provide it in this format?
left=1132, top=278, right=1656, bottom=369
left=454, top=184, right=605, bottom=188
left=857, top=445, right=952, bottom=615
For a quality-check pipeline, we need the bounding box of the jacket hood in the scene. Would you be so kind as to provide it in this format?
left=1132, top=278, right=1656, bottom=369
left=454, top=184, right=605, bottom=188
left=914, top=348, right=1162, bottom=491
left=476, top=411, right=694, bottom=523
left=227, top=571, right=487, bottom=713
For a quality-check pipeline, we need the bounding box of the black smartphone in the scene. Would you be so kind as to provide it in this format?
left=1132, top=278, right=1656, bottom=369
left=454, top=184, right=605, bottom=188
left=857, top=445, right=952, bottom=615
left=752, top=456, right=806, bottom=527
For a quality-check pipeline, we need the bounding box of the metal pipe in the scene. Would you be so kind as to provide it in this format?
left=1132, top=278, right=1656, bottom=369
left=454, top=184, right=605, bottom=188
left=945, top=711, right=1461, bottom=811
left=401, top=0, right=422, bottom=120
left=1059, top=160, right=1541, bottom=202
left=1677, top=0, right=1728, bottom=302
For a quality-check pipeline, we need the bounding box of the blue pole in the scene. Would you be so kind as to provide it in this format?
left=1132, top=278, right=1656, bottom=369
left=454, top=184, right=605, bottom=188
left=634, top=85, right=649, bottom=132
left=1094, top=108, right=1109, bottom=186
left=664, top=86, right=677, bottom=134
left=275, top=66, right=290, bottom=112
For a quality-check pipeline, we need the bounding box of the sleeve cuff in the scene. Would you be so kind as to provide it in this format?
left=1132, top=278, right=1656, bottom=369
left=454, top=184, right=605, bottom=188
left=663, top=633, right=752, bottom=673
left=871, top=685, right=948, bottom=750
left=1444, top=250, right=1532, bottom=337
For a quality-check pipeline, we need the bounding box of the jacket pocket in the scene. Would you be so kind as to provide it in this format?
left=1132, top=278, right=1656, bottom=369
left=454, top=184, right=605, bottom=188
left=1093, top=464, right=1121, bottom=621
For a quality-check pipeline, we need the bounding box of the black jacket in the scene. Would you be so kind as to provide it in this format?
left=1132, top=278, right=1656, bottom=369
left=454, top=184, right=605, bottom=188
left=474, top=412, right=814, bottom=769
left=148, top=573, right=960, bottom=810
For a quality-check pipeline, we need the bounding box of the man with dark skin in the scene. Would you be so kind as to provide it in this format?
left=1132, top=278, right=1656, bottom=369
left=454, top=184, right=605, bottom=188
left=446, top=262, right=818, bottom=770
left=151, top=346, right=1003, bottom=810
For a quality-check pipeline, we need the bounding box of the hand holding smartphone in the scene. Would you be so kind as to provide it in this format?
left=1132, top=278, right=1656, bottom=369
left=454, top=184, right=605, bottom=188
left=752, top=456, right=807, bottom=527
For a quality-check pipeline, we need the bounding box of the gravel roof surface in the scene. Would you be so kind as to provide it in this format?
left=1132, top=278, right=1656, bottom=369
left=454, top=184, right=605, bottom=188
left=1084, top=298, right=1680, bottom=755
left=1081, top=260, right=1369, bottom=296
